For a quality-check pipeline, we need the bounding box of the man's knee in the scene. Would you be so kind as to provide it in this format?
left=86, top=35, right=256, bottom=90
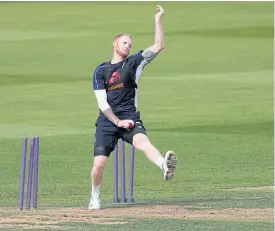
left=92, top=155, right=109, bottom=172
left=92, top=164, right=105, bottom=174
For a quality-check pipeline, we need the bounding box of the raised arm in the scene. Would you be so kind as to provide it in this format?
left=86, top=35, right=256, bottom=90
left=142, top=5, right=165, bottom=62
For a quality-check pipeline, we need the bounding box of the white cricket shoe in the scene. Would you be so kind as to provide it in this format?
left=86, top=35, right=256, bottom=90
left=162, top=151, right=177, bottom=180
left=88, top=195, right=101, bottom=210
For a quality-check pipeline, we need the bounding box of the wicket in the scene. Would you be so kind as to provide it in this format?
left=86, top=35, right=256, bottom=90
left=113, top=139, right=145, bottom=204
left=19, top=136, right=40, bottom=210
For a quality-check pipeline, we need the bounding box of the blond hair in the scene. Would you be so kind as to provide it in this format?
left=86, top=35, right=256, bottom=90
left=114, top=33, right=132, bottom=41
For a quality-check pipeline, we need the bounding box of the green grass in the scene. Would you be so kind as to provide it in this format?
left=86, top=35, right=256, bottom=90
left=48, top=220, right=275, bottom=231
left=0, top=1, right=273, bottom=230
left=1, top=219, right=273, bottom=231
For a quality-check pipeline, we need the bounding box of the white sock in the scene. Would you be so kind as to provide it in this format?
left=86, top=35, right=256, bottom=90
left=91, top=185, right=100, bottom=198
left=154, top=157, right=165, bottom=170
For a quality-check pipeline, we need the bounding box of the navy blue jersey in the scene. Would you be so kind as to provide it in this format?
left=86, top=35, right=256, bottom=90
left=93, top=51, right=148, bottom=119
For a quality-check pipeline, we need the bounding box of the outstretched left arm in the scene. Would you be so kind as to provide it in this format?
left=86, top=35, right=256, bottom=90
left=142, top=5, right=165, bottom=63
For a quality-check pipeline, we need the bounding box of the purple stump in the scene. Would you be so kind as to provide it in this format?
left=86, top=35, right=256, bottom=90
left=26, top=137, right=35, bottom=210
left=120, top=139, right=126, bottom=202
left=19, top=137, right=28, bottom=210
left=33, top=136, right=39, bottom=209
left=129, top=145, right=135, bottom=202
left=113, top=144, right=119, bottom=203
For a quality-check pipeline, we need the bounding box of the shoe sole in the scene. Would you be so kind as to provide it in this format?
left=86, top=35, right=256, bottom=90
left=164, top=151, right=177, bottom=180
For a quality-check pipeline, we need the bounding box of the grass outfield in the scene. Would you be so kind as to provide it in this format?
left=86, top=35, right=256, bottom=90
left=0, top=2, right=274, bottom=230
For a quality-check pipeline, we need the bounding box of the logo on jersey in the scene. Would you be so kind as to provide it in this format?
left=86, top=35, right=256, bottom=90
left=108, top=83, right=124, bottom=91
left=109, top=72, right=120, bottom=84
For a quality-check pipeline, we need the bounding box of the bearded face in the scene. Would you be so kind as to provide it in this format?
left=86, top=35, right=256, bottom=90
left=113, top=35, right=132, bottom=58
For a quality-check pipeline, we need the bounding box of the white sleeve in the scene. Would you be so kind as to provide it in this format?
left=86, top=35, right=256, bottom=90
left=94, top=89, right=110, bottom=112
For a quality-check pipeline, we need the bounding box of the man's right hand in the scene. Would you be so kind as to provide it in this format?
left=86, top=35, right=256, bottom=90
left=155, top=5, right=164, bottom=22
left=117, top=120, right=135, bottom=129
